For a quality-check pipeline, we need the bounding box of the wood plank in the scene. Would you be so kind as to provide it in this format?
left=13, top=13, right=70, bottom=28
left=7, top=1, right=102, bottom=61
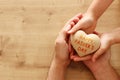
left=0, top=0, right=119, bottom=80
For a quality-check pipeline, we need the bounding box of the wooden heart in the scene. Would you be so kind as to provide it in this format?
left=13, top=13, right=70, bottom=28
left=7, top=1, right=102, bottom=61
left=70, top=30, right=100, bottom=57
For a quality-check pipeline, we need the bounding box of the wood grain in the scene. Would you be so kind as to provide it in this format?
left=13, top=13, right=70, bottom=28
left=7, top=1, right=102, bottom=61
left=0, top=0, right=119, bottom=80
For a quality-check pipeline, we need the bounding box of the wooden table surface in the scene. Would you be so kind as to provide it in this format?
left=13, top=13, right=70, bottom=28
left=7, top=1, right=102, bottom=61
left=0, top=0, right=120, bottom=80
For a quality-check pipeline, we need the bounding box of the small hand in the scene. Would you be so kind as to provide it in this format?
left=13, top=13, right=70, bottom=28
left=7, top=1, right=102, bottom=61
left=68, top=13, right=97, bottom=34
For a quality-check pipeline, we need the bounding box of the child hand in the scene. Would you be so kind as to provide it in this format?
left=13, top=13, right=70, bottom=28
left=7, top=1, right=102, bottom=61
left=68, top=13, right=97, bottom=34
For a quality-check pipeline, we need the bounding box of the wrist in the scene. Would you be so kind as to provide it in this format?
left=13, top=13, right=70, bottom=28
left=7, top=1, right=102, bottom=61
left=90, top=63, right=120, bottom=80
left=105, top=32, right=118, bottom=45
left=90, top=62, right=110, bottom=74
left=85, top=11, right=98, bottom=21
left=102, top=33, right=115, bottom=46
left=52, top=57, right=69, bottom=69
left=47, top=58, right=68, bottom=80
left=110, top=32, right=120, bottom=45
left=84, top=59, right=110, bottom=74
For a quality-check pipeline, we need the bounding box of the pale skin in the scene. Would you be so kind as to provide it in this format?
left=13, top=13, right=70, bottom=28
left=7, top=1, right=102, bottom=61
left=47, top=14, right=83, bottom=80
left=47, top=15, right=120, bottom=80
left=71, top=28, right=120, bottom=62
left=68, top=0, right=114, bottom=34
left=83, top=50, right=120, bottom=80
left=70, top=28, right=120, bottom=80
left=68, top=0, right=114, bottom=61
left=71, top=50, right=120, bottom=80
left=92, top=28, right=120, bottom=61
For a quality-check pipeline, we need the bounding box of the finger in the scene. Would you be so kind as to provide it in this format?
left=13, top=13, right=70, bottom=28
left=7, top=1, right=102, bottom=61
left=70, top=53, right=75, bottom=59
left=70, top=50, right=78, bottom=60
left=68, top=20, right=83, bottom=34
left=70, top=47, right=75, bottom=59
left=92, top=48, right=105, bottom=62
left=62, top=14, right=83, bottom=38
left=72, top=55, right=92, bottom=61
left=66, top=18, right=78, bottom=27
left=67, top=14, right=84, bottom=34
left=66, top=13, right=83, bottom=26
left=70, top=22, right=75, bottom=27
left=74, top=55, right=92, bottom=61
left=58, top=14, right=83, bottom=41
left=60, top=24, right=71, bottom=39
left=72, top=13, right=83, bottom=20
left=68, top=40, right=72, bottom=53
left=76, top=13, right=83, bottom=19
left=72, top=17, right=80, bottom=24
left=93, top=31, right=103, bottom=37
left=65, top=24, right=72, bottom=32
left=93, top=31, right=99, bottom=35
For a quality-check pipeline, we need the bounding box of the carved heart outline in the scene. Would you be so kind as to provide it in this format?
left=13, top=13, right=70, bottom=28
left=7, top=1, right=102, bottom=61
left=70, top=30, right=101, bottom=57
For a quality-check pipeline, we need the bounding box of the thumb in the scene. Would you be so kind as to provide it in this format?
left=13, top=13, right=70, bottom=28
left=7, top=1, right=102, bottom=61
left=59, top=24, right=71, bottom=40
left=68, top=21, right=83, bottom=34
left=92, top=48, right=106, bottom=62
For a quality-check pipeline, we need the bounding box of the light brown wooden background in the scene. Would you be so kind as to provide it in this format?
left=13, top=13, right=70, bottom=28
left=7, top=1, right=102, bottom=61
left=0, top=0, right=120, bottom=80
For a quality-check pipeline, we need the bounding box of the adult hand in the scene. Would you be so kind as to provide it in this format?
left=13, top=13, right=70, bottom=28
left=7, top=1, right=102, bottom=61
left=54, top=13, right=83, bottom=66
left=71, top=45, right=120, bottom=80
left=84, top=49, right=120, bottom=80
left=92, top=32, right=113, bottom=62
left=70, top=32, right=112, bottom=62
left=84, top=49, right=111, bottom=71
left=47, top=13, right=83, bottom=80
left=92, top=28, right=120, bottom=62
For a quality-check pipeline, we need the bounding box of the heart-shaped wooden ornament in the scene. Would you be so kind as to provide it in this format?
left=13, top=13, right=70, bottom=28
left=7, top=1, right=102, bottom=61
left=70, top=30, right=100, bottom=57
